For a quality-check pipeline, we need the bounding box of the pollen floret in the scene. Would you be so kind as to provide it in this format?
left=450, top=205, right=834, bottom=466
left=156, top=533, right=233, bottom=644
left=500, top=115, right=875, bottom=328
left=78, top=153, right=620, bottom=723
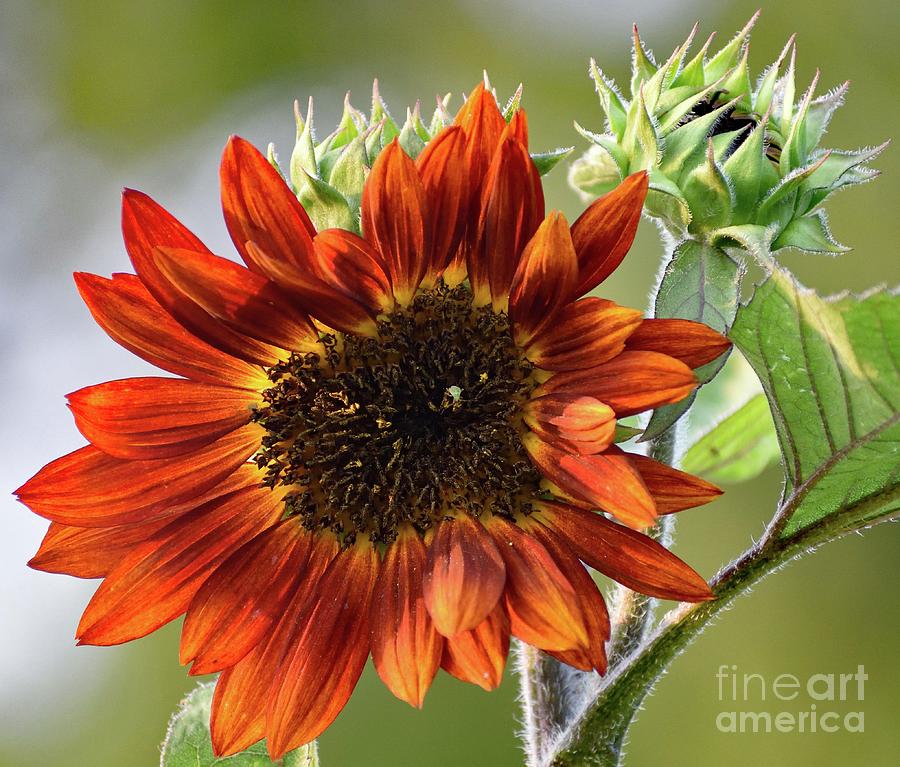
left=569, top=13, right=887, bottom=254
left=253, top=282, right=540, bottom=544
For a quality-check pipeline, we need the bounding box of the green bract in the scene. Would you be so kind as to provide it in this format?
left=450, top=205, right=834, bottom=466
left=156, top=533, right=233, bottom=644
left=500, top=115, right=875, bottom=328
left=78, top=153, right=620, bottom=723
left=569, top=13, right=887, bottom=255
left=270, top=79, right=573, bottom=234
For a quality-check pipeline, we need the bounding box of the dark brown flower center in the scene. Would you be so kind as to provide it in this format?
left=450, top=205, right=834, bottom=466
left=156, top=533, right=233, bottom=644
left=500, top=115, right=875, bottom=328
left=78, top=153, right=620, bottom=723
left=252, top=282, right=541, bottom=544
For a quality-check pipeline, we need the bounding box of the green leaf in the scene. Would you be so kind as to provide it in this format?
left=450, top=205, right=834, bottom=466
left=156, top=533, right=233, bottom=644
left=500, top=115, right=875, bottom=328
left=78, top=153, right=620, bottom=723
left=642, top=240, right=743, bottom=440
left=681, top=393, right=780, bottom=483
left=613, top=424, right=643, bottom=443
left=730, top=268, right=900, bottom=537
left=531, top=146, right=574, bottom=177
left=682, top=141, right=733, bottom=233
left=644, top=170, right=691, bottom=235
left=326, top=135, right=368, bottom=217
left=771, top=210, right=849, bottom=254
left=589, top=59, right=627, bottom=139
left=290, top=99, right=318, bottom=193
left=296, top=171, right=357, bottom=233
left=161, top=683, right=318, bottom=767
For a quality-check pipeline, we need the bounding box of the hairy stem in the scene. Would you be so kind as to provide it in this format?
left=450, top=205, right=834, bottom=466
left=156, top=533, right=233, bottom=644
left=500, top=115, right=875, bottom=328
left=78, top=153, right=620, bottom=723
left=517, top=641, right=575, bottom=766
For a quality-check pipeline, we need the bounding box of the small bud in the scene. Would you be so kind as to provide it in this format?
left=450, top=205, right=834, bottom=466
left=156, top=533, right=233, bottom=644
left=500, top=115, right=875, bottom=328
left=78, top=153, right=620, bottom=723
left=570, top=14, right=886, bottom=253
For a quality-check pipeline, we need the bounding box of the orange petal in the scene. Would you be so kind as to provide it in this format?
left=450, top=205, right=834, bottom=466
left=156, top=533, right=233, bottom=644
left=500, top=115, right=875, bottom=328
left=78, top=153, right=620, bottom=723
left=523, top=394, right=616, bottom=456
left=122, top=190, right=282, bottom=367
left=416, top=126, right=469, bottom=279
left=538, top=351, right=698, bottom=417
left=470, top=135, right=544, bottom=309
left=454, top=82, right=507, bottom=185
left=28, top=518, right=171, bottom=579
left=210, top=534, right=338, bottom=757
left=523, top=433, right=657, bottom=529
left=506, top=110, right=529, bottom=148
left=75, top=483, right=283, bottom=645
left=625, top=318, right=732, bottom=369
left=151, top=246, right=319, bottom=353
left=16, top=426, right=263, bottom=527
left=526, top=519, right=610, bottom=673
left=441, top=604, right=510, bottom=691
left=525, top=298, right=643, bottom=371
left=626, top=453, right=723, bottom=513
left=371, top=527, right=443, bottom=708
left=361, top=139, right=428, bottom=304
left=485, top=516, right=588, bottom=652
left=181, top=518, right=315, bottom=675
left=313, top=228, right=394, bottom=314
left=423, top=515, right=506, bottom=637
left=509, top=211, right=578, bottom=344
left=265, top=542, right=379, bottom=759
left=74, top=272, right=266, bottom=390
left=220, top=135, right=317, bottom=269
left=67, top=377, right=258, bottom=460
left=538, top=501, right=714, bottom=602
left=569, top=171, right=648, bottom=297
left=244, top=241, right=377, bottom=336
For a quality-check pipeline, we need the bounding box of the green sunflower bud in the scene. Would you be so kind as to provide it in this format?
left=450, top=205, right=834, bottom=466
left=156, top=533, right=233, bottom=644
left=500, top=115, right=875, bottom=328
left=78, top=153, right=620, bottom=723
left=269, top=79, right=570, bottom=234
left=570, top=13, right=888, bottom=256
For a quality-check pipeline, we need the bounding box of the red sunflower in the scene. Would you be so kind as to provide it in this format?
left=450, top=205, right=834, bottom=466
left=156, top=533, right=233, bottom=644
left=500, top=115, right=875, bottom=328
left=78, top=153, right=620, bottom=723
left=17, top=83, right=728, bottom=759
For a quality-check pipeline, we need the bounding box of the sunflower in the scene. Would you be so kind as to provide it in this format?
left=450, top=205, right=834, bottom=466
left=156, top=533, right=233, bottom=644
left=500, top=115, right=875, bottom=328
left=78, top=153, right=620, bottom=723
left=17, top=83, right=728, bottom=759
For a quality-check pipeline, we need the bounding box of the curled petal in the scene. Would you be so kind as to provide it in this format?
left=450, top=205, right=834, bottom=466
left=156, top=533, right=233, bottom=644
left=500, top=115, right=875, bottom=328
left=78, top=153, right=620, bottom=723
left=523, top=394, right=616, bottom=456
left=75, top=483, right=283, bottom=646
left=485, top=516, right=587, bottom=652
left=538, top=351, right=698, bottom=417
left=122, top=190, right=282, bottom=366
left=625, top=318, right=732, bottom=369
left=569, top=171, right=648, bottom=297
left=244, top=241, right=377, bottom=336
left=74, top=273, right=266, bottom=390
left=151, top=246, right=319, bottom=353
left=523, top=433, right=656, bottom=529
left=181, top=518, right=315, bottom=675
left=525, top=298, right=643, bottom=371
left=509, top=211, right=578, bottom=344
left=371, top=527, right=443, bottom=708
left=67, top=377, right=258, bottom=460
left=361, top=139, right=428, bottom=304
left=627, top=453, right=723, bottom=513
left=469, top=136, right=544, bottom=308
left=210, top=534, right=338, bottom=757
left=28, top=518, right=171, bottom=579
left=313, top=229, right=394, bottom=314
left=416, top=126, right=469, bottom=279
left=266, top=542, right=379, bottom=759
left=423, top=516, right=506, bottom=637
left=16, top=426, right=263, bottom=527
left=220, top=135, right=316, bottom=269
left=538, top=501, right=714, bottom=601
left=441, top=605, right=510, bottom=691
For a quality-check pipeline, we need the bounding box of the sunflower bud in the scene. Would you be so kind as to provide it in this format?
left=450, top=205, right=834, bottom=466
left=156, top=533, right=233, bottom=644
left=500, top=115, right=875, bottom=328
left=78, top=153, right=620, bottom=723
left=274, top=79, right=572, bottom=234
left=570, top=13, right=887, bottom=255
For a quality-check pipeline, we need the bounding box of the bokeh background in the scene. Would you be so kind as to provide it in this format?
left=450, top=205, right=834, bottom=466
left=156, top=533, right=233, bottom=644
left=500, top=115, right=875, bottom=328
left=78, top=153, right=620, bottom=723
left=2, top=1, right=898, bottom=765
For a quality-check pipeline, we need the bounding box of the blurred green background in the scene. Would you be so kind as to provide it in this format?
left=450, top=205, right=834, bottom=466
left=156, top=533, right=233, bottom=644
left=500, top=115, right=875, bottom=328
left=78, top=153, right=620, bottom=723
left=2, top=1, right=897, bottom=765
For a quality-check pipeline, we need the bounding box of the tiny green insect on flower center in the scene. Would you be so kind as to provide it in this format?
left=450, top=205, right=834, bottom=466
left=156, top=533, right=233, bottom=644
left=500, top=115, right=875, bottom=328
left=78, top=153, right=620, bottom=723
left=252, top=282, right=541, bottom=544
